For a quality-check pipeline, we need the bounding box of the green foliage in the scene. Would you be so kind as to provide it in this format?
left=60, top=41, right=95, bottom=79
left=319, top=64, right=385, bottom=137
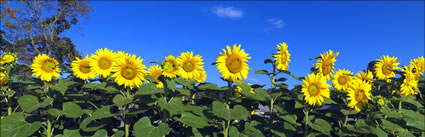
left=1, top=53, right=424, bottom=137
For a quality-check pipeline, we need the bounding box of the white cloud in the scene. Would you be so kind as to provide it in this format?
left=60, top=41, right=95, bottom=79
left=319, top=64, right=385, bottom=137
left=247, top=77, right=259, bottom=83
left=268, top=18, right=284, bottom=28
left=264, top=18, right=285, bottom=32
left=211, top=6, right=243, bottom=19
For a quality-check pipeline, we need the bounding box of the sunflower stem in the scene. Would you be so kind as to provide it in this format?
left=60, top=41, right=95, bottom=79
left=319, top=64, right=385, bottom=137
left=47, top=117, right=52, bottom=137
left=304, top=107, right=310, bottom=136
left=125, top=123, right=130, bottom=137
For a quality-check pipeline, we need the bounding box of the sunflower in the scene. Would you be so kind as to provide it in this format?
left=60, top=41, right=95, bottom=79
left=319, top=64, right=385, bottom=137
left=410, top=56, right=424, bottom=74
left=0, top=71, right=7, bottom=85
left=115, top=51, right=128, bottom=60
left=71, top=55, right=96, bottom=80
left=374, top=55, right=400, bottom=80
left=30, top=54, right=61, bottom=82
left=301, top=73, right=331, bottom=106
left=196, top=69, right=207, bottom=83
left=162, top=55, right=179, bottom=78
left=234, top=84, right=255, bottom=98
left=313, top=50, right=339, bottom=80
left=148, top=65, right=164, bottom=88
left=216, top=44, right=251, bottom=81
left=347, top=79, right=372, bottom=112
left=332, top=69, right=353, bottom=91
left=91, top=48, right=116, bottom=78
left=355, top=70, right=373, bottom=83
left=400, top=66, right=419, bottom=96
left=176, top=51, right=204, bottom=80
left=111, top=54, right=147, bottom=89
left=0, top=52, right=18, bottom=65
left=273, top=42, right=291, bottom=71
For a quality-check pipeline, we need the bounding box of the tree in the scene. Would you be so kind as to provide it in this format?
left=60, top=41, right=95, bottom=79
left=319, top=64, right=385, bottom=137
left=1, top=0, right=92, bottom=64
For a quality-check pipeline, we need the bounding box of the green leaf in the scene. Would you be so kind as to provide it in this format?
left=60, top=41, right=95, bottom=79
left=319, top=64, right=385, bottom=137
left=0, top=113, right=42, bottom=137
left=175, top=78, right=194, bottom=90
left=40, top=98, right=54, bottom=108
left=308, top=118, right=331, bottom=136
left=400, top=96, right=423, bottom=108
left=175, top=88, right=191, bottom=96
left=276, top=77, right=287, bottom=82
left=132, top=117, right=170, bottom=137
left=235, top=80, right=269, bottom=101
left=83, top=82, right=119, bottom=92
left=55, top=129, right=82, bottom=137
left=63, top=102, right=84, bottom=118
left=242, top=121, right=265, bottom=137
left=91, top=129, right=108, bottom=137
left=254, top=70, right=269, bottom=75
left=112, top=94, right=133, bottom=107
left=374, top=127, right=388, bottom=137
left=47, top=108, right=63, bottom=117
left=112, top=131, right=124, bottom=137
left=137, top=83, right=164, bottom=95
left=158, top=97, right=185, bottom=116
left=380, top=119, right=405, bottom=133
left=401, top=109, right=425, bottom=131
left=52, top=78, right=77, bottom=95
left=145, top=75, right=156, bottom=83
left=279, top=114, right=301, bottom=126
left=17, top=95, right=40, bottom=112
left=197, top=83, right=221, bottom=90
left=166, top=79, right=176, bottom=91
left=178, top=112, right=209, bottom=128
left=212, top=101, right=249, bottom=121
left=264, top=59, right=273, bottom=64
left=229, top=126, right=249, bottom=137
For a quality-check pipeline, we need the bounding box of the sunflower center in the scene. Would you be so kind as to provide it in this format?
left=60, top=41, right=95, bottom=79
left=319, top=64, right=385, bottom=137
left=42, top=60, right=56, bottom=73
left=308, top=84, right=320, bottom=96
left=322, top=61, right=332, bottom=75
left=382, top=64, right=392, bottom=75
left=79, top=61, right=91, bottom=73
left=121, top=65, right=137, bottom=80
left=164, top=62, right=175, bottom=72
left=152, top=71, right=162, bottom=83
left=98, top=57, right=112, bottom=69
left=226, top=54, right=243, bottom=73
left=355, top=89, right=365, bottom=102
left=338, top=76, right=347, bottom=85
left=280, top=54, right=287, bottom=63
left=183, top=61, right=195, bottom=72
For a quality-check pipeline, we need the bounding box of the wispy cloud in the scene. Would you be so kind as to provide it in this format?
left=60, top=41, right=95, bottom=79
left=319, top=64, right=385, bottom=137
left=247, top=77, right=259, bottom=83
left=210, top=6, right=243, bottom=19
left=265, top=18, right=285, bottom=32
left=268, top=18, right=284, bottom=28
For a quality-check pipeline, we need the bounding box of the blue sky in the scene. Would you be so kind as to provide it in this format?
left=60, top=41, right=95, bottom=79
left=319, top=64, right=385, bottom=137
left=67, top=1, right=424, bottom=88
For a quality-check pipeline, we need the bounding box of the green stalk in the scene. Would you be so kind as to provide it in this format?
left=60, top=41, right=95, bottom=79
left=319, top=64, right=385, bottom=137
left=304, top=108, right=310, bottom=136
left=47, top=118, right=52, bottom=137
left=5, top=97, right=11, bottom=115
left=222, top=121, right=227, bottom=137
left=270, top=63, right=276, bottom=114
left=125, top=123, right=130, bottom=137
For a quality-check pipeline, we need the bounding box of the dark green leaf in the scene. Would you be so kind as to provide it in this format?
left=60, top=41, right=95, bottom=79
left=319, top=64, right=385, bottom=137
left=113, top=94, right=133, bottom=107
left=132, top=117, right=170, bottom=137
left=137, top=83, right=164, bottom=95
left=178, top=112, right=209, bottom=128
left=63, top=102, right=84, bottom=118
left=17, top=95, right=40, bottom=112
left=0, top=113, right=42, bottom=137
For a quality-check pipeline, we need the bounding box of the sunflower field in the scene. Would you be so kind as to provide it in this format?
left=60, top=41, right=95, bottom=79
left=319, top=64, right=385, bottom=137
left=0, top=43, right=424, bottom=137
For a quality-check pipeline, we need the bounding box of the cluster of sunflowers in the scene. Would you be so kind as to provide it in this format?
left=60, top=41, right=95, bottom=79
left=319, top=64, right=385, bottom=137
left=1, top=43, right=424, bottom=137
left=4, top=42, right=424, bottom=113
left=304, top=51, right=424, bottom=112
